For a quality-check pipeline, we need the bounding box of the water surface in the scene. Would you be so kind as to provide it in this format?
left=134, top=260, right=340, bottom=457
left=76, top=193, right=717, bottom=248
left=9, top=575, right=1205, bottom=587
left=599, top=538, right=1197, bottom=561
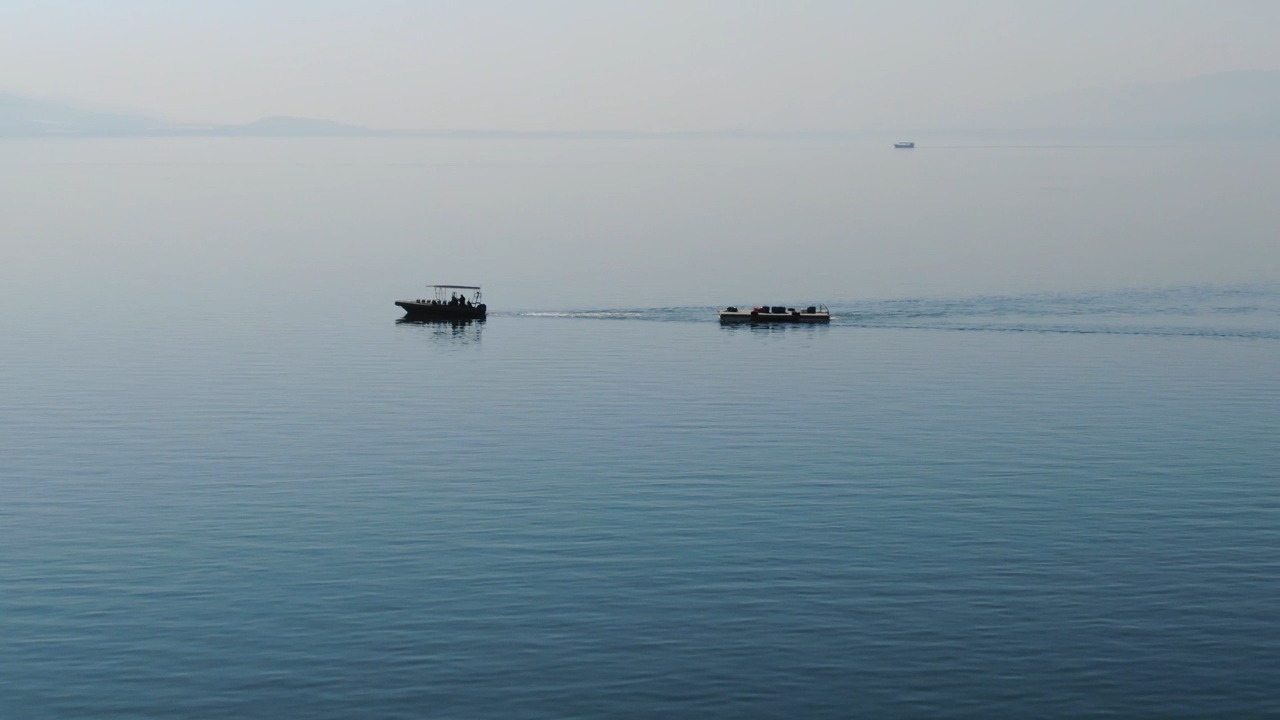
left=2, top=138, right=1278, bottom=718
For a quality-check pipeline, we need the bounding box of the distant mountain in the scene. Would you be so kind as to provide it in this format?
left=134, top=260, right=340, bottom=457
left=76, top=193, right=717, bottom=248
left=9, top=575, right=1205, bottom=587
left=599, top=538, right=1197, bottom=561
left=957, top=70, right=1280, bottom=137
left=0, top=93, right=386, bottom=137
left=0, top=92, right=167, bottom=136
left=6, top=70, right=1279, bottom=139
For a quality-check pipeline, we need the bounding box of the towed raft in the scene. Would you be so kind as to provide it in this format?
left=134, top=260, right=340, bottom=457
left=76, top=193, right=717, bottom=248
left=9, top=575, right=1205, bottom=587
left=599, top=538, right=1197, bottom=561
left=720, top=304, right=830, bottom=324
left=396, top=285, right=487, bottom=320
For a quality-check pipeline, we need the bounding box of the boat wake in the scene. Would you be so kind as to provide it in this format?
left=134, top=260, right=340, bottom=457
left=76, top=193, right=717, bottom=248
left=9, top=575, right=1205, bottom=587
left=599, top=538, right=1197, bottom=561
left=519, top=310, right=663, bottom=320
left=510, top=285, right=1280, bottom=341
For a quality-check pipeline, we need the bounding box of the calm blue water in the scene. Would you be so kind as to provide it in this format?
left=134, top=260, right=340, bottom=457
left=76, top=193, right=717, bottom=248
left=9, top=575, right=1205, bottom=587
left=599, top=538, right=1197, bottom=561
left=2, top=139, right=1279, bottom=717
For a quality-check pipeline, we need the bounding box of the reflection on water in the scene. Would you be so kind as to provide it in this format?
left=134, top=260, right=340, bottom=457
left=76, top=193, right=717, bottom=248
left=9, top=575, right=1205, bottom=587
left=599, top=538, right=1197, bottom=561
left=5, top=286, right=1280, bottom=720
left=718, top=321, right=833, bottom=335
left=395, top=317, right=484, bottom=344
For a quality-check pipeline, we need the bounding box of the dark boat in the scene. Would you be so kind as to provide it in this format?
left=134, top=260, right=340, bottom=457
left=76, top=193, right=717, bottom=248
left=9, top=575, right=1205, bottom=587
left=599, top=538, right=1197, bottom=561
left=894, top=141, right=915, bottom=149
left=396, top=285, right=487, bottom=320
left=719, top=304, right=830, bottom=323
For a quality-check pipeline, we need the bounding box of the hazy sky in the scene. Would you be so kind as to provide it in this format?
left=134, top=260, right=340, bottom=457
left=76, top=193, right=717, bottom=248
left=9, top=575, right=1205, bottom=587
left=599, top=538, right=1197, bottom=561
left=2, top=0, right=1278, bottom=130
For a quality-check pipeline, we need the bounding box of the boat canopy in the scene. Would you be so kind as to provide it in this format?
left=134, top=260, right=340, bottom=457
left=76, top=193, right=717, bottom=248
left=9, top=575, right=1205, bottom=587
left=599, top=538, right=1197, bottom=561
left=425, top=284, right=483, bottom=303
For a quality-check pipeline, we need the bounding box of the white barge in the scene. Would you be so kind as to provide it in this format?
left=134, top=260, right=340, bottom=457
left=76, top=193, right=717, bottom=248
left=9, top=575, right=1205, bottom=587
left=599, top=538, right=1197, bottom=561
left=719, top=305, right=831, bottom=324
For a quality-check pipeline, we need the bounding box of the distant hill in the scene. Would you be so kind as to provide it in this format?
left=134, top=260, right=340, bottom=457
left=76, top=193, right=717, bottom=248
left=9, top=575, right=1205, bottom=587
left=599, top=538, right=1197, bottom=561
left=958, top=70, right=1280, bottom=138
left=0, top=93, right=386, bottom=137
left=6, top=70, right=1279, bottom=139
left=0, top=92, right=167, bottom=136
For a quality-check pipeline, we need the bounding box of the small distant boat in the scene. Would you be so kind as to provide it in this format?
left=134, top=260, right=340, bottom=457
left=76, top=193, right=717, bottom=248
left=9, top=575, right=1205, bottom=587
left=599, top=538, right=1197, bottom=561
left=720, top=305, right=830, bottom=324
left=396, top=285, right=487, bottom=320
left=894, top=141, right=915, bottom=149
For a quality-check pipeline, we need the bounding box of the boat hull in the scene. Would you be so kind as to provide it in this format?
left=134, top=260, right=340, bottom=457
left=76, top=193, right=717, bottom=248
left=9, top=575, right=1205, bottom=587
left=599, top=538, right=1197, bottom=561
left=396, top=300, right=487, bottom=320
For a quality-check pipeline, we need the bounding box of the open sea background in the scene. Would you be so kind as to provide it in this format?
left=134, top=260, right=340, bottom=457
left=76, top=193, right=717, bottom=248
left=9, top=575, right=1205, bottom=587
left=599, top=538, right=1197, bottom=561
left=2, top=137, right=1279, bottom=718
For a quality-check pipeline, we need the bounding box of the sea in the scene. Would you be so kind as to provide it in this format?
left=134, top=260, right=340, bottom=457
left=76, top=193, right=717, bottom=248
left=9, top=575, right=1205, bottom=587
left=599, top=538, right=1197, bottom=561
left=2, top=137, right=1278, bottom=718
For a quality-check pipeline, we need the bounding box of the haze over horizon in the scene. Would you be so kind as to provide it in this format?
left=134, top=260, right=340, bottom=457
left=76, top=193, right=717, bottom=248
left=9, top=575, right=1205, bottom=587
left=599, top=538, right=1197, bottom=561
left=2, top=0, right=1278, bottom=132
